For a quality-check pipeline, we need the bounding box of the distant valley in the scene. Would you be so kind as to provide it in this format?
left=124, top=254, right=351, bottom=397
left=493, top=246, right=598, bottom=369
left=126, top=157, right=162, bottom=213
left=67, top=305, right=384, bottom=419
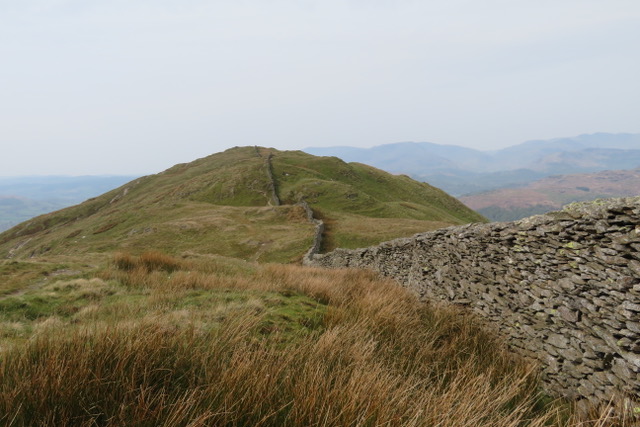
left=459, top=168, right=640, bottom=221
left=0, top=175, right=137, bottom=232
left=0, top=196, right=61, bottom=232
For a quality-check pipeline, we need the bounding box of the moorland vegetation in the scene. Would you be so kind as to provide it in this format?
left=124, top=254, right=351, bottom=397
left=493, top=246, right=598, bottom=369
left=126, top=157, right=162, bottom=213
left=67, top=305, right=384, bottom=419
left=0, top=147, right=632, bottom=425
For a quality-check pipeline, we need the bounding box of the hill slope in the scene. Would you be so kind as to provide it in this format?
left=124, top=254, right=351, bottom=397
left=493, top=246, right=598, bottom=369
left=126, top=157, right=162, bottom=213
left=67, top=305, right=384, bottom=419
left=0, top=147, right=484, bottom=262
left=0, top=148, right=620, bottom=425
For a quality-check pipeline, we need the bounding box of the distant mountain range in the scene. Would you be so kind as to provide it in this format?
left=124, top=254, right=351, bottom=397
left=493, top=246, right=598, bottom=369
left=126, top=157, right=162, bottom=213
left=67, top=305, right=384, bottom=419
left=2, top=133, right=639, bottom=230
left=305, top=133, right=640, bottom=196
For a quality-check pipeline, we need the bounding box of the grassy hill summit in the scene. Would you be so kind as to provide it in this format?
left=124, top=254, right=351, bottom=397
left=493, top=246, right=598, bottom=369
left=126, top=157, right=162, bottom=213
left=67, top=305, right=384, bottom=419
left=2, top=147, right=617, bottom=426
left=0, top=146, right=484, bottom=262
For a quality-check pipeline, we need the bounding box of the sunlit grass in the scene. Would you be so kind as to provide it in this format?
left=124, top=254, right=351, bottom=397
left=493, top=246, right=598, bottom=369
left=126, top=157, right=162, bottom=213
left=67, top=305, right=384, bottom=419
left=0, top=252, right=631, bottom=426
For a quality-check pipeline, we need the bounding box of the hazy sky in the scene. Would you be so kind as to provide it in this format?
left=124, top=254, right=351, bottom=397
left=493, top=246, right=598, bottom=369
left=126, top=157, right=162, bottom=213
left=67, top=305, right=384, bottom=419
left=1, top=0, right=639, bottom=175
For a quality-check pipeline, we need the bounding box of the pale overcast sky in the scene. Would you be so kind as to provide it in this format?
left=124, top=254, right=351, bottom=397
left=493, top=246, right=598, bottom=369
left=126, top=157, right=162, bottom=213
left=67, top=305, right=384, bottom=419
left=1, top=0, right=639, bottom=175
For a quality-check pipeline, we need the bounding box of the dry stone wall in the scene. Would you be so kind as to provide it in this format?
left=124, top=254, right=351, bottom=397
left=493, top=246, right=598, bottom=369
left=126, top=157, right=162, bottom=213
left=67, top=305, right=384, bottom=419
left=254, top=146, right=281, bottom=206
left=304, top=197, right=640, bottom=404
left=298, top=200, right=324, bottom=262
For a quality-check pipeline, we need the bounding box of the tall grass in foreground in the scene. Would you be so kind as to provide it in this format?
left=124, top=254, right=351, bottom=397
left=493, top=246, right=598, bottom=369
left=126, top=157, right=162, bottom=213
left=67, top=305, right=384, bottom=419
left=0, top=255, right=633, bottom=426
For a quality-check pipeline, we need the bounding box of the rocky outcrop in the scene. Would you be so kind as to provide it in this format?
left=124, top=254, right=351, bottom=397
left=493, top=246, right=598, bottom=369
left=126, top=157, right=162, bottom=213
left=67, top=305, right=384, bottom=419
left=305, top=197, right=640, bottom=405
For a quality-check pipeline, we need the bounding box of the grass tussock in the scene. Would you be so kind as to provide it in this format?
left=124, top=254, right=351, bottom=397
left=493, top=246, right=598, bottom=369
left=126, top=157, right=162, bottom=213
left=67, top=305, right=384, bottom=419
left=113, top=251, right=185, bottom=273
left=0, top=256, right=633, bottom=426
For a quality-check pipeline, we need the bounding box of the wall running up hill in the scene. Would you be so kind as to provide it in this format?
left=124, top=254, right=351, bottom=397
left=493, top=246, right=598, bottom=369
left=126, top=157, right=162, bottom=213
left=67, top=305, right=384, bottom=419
left=304, top=198, right=640, bottom=405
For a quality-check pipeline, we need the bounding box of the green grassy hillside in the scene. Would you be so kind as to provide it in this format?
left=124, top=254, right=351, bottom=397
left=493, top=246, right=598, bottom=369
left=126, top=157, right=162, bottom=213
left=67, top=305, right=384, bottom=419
left=0, top=147, right=628, bottom=425
left=0, top=147, right=485, bottom=261
left=273, top=150, right=483, bottom=222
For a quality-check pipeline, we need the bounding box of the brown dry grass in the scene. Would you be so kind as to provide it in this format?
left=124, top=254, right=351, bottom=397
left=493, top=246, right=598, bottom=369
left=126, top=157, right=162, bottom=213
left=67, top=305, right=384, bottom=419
left=114, top=250, right=185, bottom=273
left=0, top=253, right=634, bottom=426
